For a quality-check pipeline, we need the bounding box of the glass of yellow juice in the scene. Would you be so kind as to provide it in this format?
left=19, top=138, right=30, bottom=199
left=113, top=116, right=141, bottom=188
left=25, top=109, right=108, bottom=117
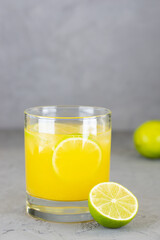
left=24, top=106, right=112, bottom=222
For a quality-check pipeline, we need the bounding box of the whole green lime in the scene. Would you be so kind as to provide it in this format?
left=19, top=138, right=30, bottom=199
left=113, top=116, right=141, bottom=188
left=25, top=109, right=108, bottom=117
left=133, top=120, right=160, bottom=159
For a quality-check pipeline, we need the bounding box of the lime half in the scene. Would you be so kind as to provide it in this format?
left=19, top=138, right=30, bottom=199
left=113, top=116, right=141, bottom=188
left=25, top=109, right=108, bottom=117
left=88, top=182, right=138, bottom=228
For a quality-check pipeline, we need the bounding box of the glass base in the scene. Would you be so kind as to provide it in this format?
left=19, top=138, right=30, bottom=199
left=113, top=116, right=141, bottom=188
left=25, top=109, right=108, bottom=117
left=26, top=193, right=93, bottom=223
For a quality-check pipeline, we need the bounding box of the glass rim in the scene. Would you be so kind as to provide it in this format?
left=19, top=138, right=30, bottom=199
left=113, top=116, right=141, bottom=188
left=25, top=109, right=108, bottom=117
left=24, top=105, right=112, bottom=120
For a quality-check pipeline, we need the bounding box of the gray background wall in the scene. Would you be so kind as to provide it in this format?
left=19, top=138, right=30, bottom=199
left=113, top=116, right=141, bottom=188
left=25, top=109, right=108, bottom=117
left=0, top=0, right=160, bottom=130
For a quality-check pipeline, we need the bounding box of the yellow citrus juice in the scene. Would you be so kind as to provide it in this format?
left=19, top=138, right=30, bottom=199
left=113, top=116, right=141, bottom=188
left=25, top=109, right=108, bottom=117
left=25, top=123, right=111, bottom=201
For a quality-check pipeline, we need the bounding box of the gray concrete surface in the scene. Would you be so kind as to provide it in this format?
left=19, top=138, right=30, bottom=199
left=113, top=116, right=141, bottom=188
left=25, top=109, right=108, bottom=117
left=0, top=130, right=160, bottom=239
left=0, top=0, right=160, bottom=130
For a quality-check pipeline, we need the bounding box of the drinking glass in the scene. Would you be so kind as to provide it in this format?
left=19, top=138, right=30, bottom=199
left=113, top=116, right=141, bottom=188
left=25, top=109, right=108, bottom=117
left=24, top=106, right=112, bottom=222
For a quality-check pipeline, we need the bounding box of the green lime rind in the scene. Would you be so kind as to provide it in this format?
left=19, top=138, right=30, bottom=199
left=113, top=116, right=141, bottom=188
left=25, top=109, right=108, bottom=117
left=133, top=120, right=160, bottom=159
left=88, top=182, right=139, bottom=229
left=88, top=200, right=138, bottom=228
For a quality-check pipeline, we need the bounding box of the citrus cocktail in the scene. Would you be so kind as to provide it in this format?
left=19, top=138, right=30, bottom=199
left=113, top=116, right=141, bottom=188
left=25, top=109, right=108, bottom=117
left=24, top=106, right=112, bottom=222
left=25, top=122, right=111, bottom=201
